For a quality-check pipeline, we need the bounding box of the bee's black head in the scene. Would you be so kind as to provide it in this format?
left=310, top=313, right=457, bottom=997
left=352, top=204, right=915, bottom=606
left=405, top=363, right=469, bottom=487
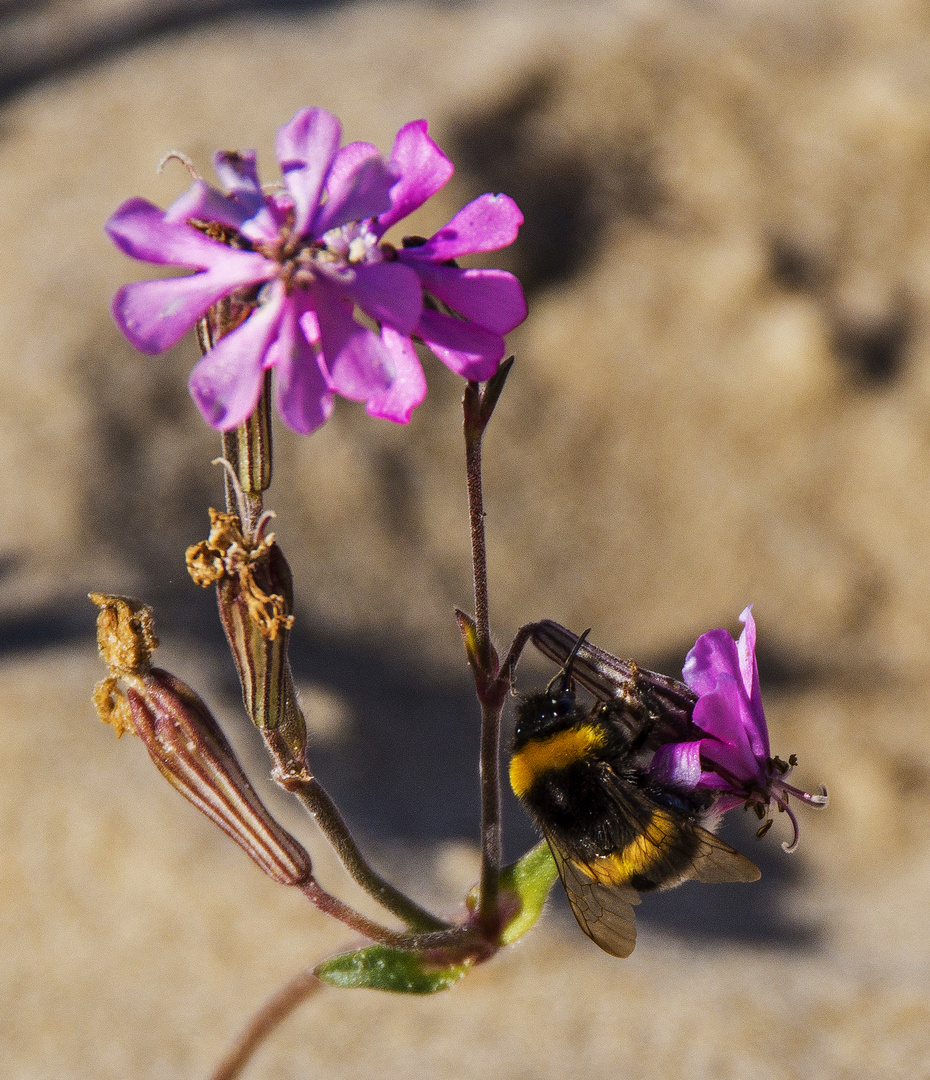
left=512, top=628, right=594, bottom=750
left=512, top=684, right=585, bottom=750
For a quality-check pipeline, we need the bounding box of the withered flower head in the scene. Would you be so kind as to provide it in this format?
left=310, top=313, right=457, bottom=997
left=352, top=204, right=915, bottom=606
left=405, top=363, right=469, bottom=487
left=90, top=593, right=312, bottom=886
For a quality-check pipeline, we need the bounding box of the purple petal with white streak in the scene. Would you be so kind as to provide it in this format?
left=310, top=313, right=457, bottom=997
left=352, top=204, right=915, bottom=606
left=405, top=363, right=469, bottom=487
left=275, top=107, right=341, bottom=237
left=112, top=254, right=274, bottom=353
left=683, top=627, right=741, bottom=698
left=650, top=740, right=703, bottom=790
left=188, top=283, right=287, bottom=430
left=409, top=263, right=527, bottom=334
left=375, top=120, right=454, bottom=234
left=365, top=328, right=427, bottom=422
left=736, top=606, right=769, bottom=758
left=404, top=193, right=523, bottom=261
left=106, top=198, right=267, bottom=268
left=415, top=308, right=504, bottom=380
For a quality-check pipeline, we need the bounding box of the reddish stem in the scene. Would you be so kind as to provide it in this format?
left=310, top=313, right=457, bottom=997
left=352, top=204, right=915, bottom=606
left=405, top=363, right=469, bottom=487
left=208, top=969, right=323, bottom=1080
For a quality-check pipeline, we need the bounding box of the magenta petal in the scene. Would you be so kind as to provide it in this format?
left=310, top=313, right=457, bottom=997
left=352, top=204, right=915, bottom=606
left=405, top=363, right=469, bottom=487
left=737, top=605, right=757, bottom=700
left=106, top=198, right=257, bottom=268
left=188, top=285, right=287, bottom=430
left=410, top=264, right=527, bottom=334
left=737, top=606, right=769, bottom=758
left=275, top=107, right=341, bottom=237
left=408, top=193, right=524, bottom=261
left=313, top=289, right=392, bottom=400
left=683, top=627, right=741, bottom=697
left=415, top=309, right=504, bottom=380
left=651, top=741, right=703, bottom=789
left=163, top=180, right=252, bottom=232
left=321, top=142, right=380, bottom=199
left=376, top=120, right=454, bottom=234
left=313, top=144, right=398, bottom=236
left=691, top=673, right=751, bottom=744
left=111, top=252, right=274, bottom=353
left=365, top=328, right=427, bottom=422
left=693, top=677, right=765, bottom=783
left=273, top=299, right=333, bottom=434
left=212, top=151, right=281, bottom=243
left=700, top=737, right=766, bottom=791
left=344, top=262, right=422, bottom=334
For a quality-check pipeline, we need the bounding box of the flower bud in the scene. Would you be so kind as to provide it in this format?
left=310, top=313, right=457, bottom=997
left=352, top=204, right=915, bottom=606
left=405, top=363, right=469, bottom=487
left=127, top=669, right=313, bottom=885
left=90, top=592, right=312, bottom=886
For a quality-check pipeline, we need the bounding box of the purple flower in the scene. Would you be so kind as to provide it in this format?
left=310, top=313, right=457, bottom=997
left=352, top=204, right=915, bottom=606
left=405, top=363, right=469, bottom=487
left=651, top=606, right=827, bottom=851
left=107, top=108, right=421, bottom=433
left=364, top=120, right=527, bottom=423
left=106, top=110, right=526, bottom=434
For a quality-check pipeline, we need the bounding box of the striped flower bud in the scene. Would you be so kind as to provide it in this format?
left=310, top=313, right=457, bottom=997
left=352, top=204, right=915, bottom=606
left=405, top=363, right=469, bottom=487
left=91, top=593, right=312, bottom=886
left=186, top=510, right=307, bottom=759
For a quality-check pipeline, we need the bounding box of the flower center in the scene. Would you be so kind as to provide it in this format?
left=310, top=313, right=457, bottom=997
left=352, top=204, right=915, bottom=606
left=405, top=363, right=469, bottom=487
left=276, top=221, right=383, bottom=291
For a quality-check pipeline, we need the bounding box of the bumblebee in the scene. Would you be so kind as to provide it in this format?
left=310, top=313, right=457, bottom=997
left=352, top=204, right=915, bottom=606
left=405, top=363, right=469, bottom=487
left=510, top=625, right=760, bottom=957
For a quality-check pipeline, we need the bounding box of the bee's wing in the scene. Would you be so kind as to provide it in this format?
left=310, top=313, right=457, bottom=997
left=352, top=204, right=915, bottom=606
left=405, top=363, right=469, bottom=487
left=530, top=620, right=697, bottom=736
left=596, top=770, right=761, bottom=890
left=547, top=839, right=641, bottom=958
left=685, top=827, right=761, bottom=884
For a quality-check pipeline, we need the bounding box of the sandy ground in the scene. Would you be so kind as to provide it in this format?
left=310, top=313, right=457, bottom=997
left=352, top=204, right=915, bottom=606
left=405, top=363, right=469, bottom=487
left=4, top=0, right=930, bottom=1076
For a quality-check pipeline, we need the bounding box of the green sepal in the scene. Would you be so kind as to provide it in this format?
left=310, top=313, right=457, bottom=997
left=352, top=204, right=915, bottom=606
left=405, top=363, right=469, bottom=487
left=496, top=841, right=559, bottom=945
left=315, top=945, right=472, bottom=995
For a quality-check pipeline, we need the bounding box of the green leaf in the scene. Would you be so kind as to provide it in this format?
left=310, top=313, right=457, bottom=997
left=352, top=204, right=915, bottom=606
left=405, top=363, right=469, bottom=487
left=496, top=841, right=559, bottom=945
left=315, top=946, right=472, bottom=995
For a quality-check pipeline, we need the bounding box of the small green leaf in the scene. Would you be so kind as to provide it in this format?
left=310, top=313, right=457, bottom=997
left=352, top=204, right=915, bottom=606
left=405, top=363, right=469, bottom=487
left=315, top=946, right=472, bottom=994
left=497, top=841, right=559, bottom=945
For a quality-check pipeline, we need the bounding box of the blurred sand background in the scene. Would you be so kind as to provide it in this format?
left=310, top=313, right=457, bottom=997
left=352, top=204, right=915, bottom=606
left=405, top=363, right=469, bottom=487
left=4, top=0, right=930, bottom=1076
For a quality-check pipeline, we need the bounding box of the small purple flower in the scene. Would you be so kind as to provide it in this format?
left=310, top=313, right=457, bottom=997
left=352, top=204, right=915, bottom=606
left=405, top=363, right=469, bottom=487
left=651, top=606, right=827, bottom=851
left=107, top=107, right=420, bottom=433
left=106, top=110, right=526, bottom=434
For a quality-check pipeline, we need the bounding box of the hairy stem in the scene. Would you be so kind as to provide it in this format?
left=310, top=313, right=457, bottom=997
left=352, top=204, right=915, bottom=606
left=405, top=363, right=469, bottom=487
left=208, top=969, right=323, bottom=1080
left=462, top=377, right=506, bottom=936
left=299, top=880, right=473, bottom=950
left=463, top=381, right=493, bottom=669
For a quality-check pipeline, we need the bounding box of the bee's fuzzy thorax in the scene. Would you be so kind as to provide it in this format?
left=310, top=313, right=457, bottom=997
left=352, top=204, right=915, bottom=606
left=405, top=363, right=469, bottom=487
left=509, top=722, right=607, bottom=799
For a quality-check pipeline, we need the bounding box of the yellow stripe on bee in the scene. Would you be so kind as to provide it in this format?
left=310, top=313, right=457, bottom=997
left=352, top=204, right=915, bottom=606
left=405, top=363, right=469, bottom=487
left=580, top=809, right=678, bottom=885
left=509, top=724, right=608, bottom=798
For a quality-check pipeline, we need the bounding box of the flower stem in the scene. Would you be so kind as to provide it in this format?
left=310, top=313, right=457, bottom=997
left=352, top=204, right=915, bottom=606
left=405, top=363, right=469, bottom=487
left=298, top=879, right=472, bottom=950
left=267, top=716, right=451, bottom=933
left=208, top=968, right=324, bottom=1080
left=463, top=380, right=493, bottom=671
left=460, top=360, right=513, bottom=937
left=193, top=336, right=446, bottom=931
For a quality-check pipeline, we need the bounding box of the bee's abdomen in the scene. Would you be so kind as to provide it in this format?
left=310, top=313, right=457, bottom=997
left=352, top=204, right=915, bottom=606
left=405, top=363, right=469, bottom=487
left=588, top=809, right=703, bottom=892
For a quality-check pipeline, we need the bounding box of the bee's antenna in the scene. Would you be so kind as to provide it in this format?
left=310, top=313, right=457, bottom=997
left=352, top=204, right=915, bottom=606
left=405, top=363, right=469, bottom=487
left=546, top=628, right=592, bottom=695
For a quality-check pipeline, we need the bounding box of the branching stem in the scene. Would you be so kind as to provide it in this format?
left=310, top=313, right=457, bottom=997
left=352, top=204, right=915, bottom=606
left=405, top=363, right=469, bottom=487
left=461, top=360, right=514, bottom=937
left=267, top=719, right=451, bottom=933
